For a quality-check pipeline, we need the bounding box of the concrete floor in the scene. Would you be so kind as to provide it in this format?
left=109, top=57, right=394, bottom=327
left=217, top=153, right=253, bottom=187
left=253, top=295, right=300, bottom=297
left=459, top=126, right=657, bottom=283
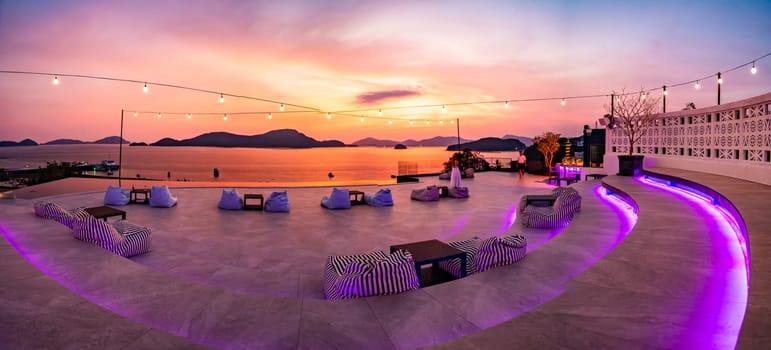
left=0, top=170, right=767, bottom=349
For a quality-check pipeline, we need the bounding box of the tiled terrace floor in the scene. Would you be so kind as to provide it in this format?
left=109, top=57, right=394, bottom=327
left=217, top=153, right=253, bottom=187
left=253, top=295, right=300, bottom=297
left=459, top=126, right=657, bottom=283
left=0, top=170, right=767, bottom=349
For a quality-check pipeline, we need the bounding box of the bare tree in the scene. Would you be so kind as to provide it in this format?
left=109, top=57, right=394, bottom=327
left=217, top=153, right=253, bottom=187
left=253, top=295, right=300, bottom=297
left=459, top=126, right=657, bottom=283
left=683, top=102, right=696, bottom=110
left=608, top=89, right=661, bottom=156
left=534, top=132, right=561, bottom=170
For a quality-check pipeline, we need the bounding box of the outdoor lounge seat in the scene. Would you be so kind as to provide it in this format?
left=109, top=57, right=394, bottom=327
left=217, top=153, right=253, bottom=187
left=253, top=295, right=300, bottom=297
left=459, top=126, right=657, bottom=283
left=410, top=185, right=440, bottom=201
left=217, top=188, right=243, bottom=210
left=519, top=187, right=581, bottom=213
left=447, top=187, right=469, bottom=198
left=364, top=188, right=394, bottom=207
left=438, top=235, right=527, bottom=278
left=520, top=192, right=581, bottom=228
left=321, top=188, right=351, bottom=209
left=149, top=185, right=178, bottom=208
left=323, top=250, right=419, bottom=300
left=104, top=185, right=130, bottom=206
left=265, top=190, right=290, bottom=212
left=72, top=216, right=152, bottom=257
left=33, top=201, right=91, bottom=229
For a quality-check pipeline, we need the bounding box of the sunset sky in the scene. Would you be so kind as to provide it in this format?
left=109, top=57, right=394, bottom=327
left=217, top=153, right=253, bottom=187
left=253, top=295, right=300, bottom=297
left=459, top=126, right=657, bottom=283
left=1, top=0, right=769, bottom=144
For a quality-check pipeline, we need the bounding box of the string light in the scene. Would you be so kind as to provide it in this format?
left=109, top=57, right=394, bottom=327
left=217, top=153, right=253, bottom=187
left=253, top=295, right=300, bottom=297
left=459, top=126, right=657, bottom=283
left=360, top=117, right=365, bottom=123
left=388, top=120, right=393, bottom=125
left=279, top=103, right=284, bottom=112
left=187, top=113, right=192, bottom=119
left=450, top=120, right=455, bottom=124
left=504, top=100, right=509, bottom=108
left=560, top=98, right=566, bottom=106
left=223, top=114, right=228, bottom=121
left=663, top=86, right=668, bottom=96
left=219, top=93, right=224, bottom=103
left=409, top=121, right=414, bottom=125
left=751, top=62, right=757, bottom=74
left=616, top=95, right=620, bottom=102
left=439, top=120, right=444, bottom=124
left=327, top=112, right=332, bottom=119
left=52, top=76, right=59, bottom=85
left=641, top=92, right=647, bottom=99
left=717, top=73, right=723, bottom=85
left=143, top=83, right=149, bottom=93
left=157, top=112, right=162, bottom=118
left=133, top=112, right=137, bottom=117
left=441, top=105, right=447, bottom=113
left=695, top=81, right=701, bottom=89
left=378, top=109, right=383, bottom=117
left=268, top=113, right=272, bottom=119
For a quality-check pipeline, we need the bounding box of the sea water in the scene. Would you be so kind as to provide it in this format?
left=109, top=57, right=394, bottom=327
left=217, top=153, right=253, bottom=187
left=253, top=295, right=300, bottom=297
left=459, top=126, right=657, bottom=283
left=0, top=144, right=520, bottom=182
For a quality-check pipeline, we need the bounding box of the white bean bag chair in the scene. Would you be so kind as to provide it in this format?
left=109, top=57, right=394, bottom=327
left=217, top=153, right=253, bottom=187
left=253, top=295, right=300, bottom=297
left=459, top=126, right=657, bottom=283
left=410, top=186, right=440, bottom=201
left=265, top=191, right=290, bottom=212
left=365, top=188, right=393, bottom=207
left=217, top=188, right=243, bottom=210
left=321, top=188, right=350, bottom=209
left=104, top=185, right=130, bottom=206
left=149, top=185, right=178, bottom=208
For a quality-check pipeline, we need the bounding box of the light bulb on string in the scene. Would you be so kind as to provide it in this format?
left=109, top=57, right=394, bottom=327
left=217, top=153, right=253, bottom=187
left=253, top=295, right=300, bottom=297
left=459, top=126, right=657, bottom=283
left=641, top=92, right=647, bottom=99
left=360, top=117, right=365, bottom=123
left=450, top=119, right=455, bottom=124
left=426, top=121, right=430, bottom=125
left=268, top=113, right=272, bottom=119
left=279, top=103, right=284, bottom=112
left=52, top=76, right=59, bottom=85
left=223, top=114, right=228, bottom=121
left=143, top=83, right=149, bottom=93
left=717, top=73, right=723, bottom=85
left=616, top=95, right=620, bottom=102
left=187, top=114, right=192, bottom=119
left=378, top=109, right=383, bottom=117
left=409, top=121, right=414, bottom=125
left=695, top=81, right=701, bottom=89
left=560, top=99, right=566, bottom=106
left=504, top=101, right=509, bottom=108
left=439, top=120, right=444, bottom=124
left=327, top=113, right=332, bottom=119
left=751, top=62, right=757, bottom=75
left=441, top=105, right=447, bottom=113
left=133, top=112, right=137, bottom=117
left=157, top=112, right=162, bottom=118
left=219, top=93, right=224, bottom=103
left=388, top=120, right=393, bottom=125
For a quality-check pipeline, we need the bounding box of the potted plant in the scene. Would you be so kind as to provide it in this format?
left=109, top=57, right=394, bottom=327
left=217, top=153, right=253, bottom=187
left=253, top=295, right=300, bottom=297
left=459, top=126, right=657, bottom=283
left=609, top=89, right=661, bottom=176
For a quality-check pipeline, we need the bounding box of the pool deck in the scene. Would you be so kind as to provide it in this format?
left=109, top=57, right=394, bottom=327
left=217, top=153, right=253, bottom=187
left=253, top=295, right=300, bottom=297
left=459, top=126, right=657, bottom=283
left=0, top=170, right=768, bottom=349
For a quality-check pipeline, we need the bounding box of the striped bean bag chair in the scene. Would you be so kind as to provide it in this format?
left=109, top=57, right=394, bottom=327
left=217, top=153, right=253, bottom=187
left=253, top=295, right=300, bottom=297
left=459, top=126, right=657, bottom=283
left=437, top=237, right=481, bottom=278
left=520, top=194, right=578, bottom=228
left=33, top=201, right=91, bottom=229
left=324, top=250, right=419, bottom=300
left=475, top=235, right=528, bottom=272
left=72, top=216, right=152, bottom=257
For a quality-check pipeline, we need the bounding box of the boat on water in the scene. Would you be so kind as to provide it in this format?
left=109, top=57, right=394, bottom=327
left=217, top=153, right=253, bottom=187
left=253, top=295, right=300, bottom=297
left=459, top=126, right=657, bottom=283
left=96, top=160, right=120, bottom=172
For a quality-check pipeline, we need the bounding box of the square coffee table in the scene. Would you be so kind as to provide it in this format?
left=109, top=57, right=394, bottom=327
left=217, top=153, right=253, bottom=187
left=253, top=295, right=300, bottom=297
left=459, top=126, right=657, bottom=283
left=349, top=190, right=365, bottom=205
left=390, top=239, right=467, bottom=287
left=85, top=206, right=126, bottom=221
left=130, top=188, right=151, bottom=204
left=243, top=193, right=264, bottom=210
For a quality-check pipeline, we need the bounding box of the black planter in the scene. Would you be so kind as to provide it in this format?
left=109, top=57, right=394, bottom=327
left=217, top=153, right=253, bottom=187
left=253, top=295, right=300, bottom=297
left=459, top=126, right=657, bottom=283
left=618, top=155, right=644, bottom=176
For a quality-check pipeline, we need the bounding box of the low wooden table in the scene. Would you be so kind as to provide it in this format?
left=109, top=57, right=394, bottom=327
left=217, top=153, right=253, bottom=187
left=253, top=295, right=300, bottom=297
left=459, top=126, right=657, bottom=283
left=349, top=190, right=365, bottom=205
left=85, top=206, right=126, bottom=221
left=438, top=186, right=449, bottom=198
left=524, top=194, right=557, bottom=208
left=390, top=239, right=467, bottom=287
left=557, top=175, right=581, bottom=187
left=130, top=189, right=151, bottom=204
left=585, top=173, right=608, bottom=181
left=243, top=194, right=264, bottom=210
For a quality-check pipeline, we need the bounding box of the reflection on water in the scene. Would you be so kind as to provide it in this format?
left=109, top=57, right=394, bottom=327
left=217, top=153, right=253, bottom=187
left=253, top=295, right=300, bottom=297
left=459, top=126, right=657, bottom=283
left=0, top=144, right=521, bottom=182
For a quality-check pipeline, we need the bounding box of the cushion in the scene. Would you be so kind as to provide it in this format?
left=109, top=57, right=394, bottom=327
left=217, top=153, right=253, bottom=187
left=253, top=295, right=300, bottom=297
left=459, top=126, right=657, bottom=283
left=218, top=188, right=243, bottom=210
left=365, top=188, right=393, bottom=207
left=149, top=185, right=178, bottom=208
left=33, top=202, right=91, bottom=229
left=321, top=188, right=350, bottom=209
left=475, top=235, right=528, bottom=272
left=72, top=216, right=123, bottom=249
left=438, top=237, right=481, bottom=278
left=265, top=191, right=290, bottom=212
left=104, top=185, right=130, bottom=206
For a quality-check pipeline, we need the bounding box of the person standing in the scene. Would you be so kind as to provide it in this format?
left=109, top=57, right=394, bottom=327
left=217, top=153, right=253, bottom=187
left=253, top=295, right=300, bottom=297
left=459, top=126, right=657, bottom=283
left=517, top=151, right=527, bottom=179
left=450, top=159, right=462, bottom=188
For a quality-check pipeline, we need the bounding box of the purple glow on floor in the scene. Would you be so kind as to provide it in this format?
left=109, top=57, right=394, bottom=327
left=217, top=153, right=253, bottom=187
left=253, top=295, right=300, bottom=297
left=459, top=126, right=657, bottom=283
left=639, top=176, right=748, bottom=349
left=438, top=213, right=471, bottom=241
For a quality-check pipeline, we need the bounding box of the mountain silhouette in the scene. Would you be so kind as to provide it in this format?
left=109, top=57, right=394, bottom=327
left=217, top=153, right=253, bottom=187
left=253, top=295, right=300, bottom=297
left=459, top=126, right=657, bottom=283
left=150, top=129, right=345, bottom=148
left=447, top=137, right=526, bottom=151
